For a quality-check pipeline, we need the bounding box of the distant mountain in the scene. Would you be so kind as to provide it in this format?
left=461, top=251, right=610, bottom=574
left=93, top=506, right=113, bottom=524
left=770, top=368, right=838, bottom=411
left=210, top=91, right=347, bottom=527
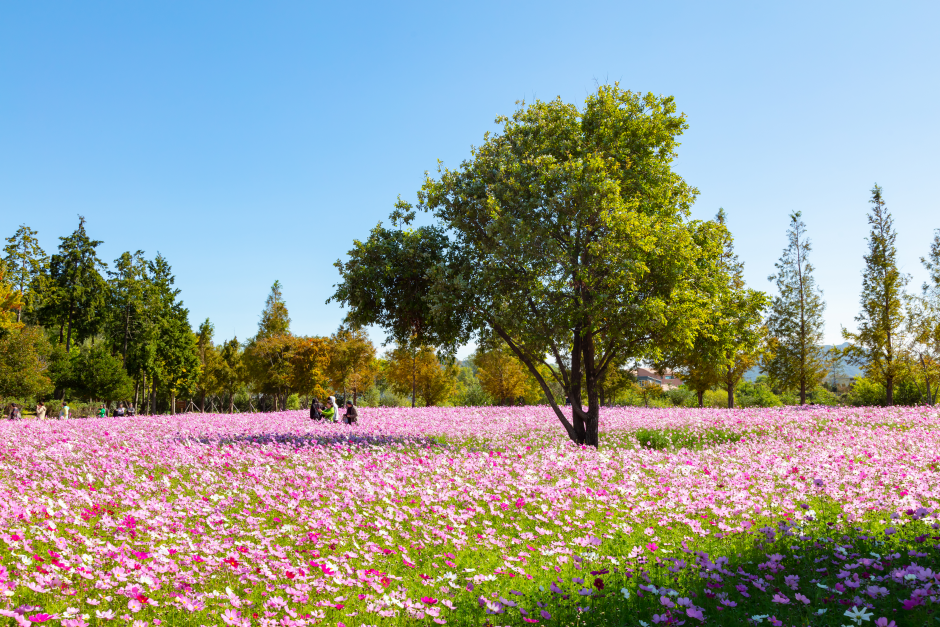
left=743, top=342, right=863, bottom=382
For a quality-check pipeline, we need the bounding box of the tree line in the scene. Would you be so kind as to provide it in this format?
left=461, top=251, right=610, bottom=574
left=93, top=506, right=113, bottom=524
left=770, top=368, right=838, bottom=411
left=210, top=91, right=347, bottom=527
left=0, top=223, right=561, bottom=413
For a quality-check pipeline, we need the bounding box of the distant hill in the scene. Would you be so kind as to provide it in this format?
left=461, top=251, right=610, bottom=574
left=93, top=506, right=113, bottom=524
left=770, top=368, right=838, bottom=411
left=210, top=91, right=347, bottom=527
left=743, top=342, right=863, bottom=382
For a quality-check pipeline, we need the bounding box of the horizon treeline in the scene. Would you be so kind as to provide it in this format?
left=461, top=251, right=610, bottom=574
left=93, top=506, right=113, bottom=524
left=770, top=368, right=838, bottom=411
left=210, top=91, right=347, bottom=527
left=2, top=184, right=939, bottom=414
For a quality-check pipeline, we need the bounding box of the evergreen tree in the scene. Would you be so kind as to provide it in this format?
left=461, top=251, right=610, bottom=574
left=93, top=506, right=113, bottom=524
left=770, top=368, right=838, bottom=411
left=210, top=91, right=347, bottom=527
left=843, top=185, right=909, bottom=406
left=258, top=280, right=290, bottom=339
left=39, top=216, right=108, bottom=352
left=195, top=318, right=221, bottom=412
left=218, top=336, right=246, bottom=413
left=63, top=345, right=134, bottom=404
left=764, top=211, right=828, bottom=404
left=3, top=224, right=48, bottom=323
left=245, top=281, right=295, bottom=410
left=105, top=250, right=150, bottom=367
left=150, top=254, right=199, bottom=415
left=905, top=228, right=940, bottom=404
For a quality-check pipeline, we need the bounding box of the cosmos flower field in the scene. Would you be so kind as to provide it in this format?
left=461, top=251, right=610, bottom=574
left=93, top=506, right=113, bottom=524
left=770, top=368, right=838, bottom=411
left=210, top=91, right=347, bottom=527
left=1, top=407, right=940, bottom=627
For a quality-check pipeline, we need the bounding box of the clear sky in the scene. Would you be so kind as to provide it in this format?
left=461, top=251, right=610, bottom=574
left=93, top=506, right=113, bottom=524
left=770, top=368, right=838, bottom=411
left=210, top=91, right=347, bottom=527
left=2, top=1, right=938, bottom=355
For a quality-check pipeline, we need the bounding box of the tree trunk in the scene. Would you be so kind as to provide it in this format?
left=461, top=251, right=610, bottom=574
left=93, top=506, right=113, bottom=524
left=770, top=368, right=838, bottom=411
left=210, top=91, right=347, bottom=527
left=886, top=375, right=894, bottom=407
left=65, top=299, right=75, bottom=352
left=580, top=329, right=600, bottom=448
left=726, top=370, right=734, bottom=409
left=200, top=390, right=205, bottom=413
left=122, top=309, right=130, bottom=367
left=800, top=377, right=806, bottom=405
left=229, top=390, right=235, bottom=414
left=170, top=392, right=176, bottom=415
left=922, top=356, right=934, bottom=406
left=568, top=328, right=587, bottom=444
left=697, top=390, right=704, bottom=407
left=411, top=353, right=417, bottom=408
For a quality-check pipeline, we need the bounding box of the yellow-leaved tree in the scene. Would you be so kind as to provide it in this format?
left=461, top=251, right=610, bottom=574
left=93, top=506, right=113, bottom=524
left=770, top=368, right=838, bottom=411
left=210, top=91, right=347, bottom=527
left=386, top=342, right=457, bottom=407
left=473, top=343, right=541, bottom=405
left=0, top=261, right=24, bottom=332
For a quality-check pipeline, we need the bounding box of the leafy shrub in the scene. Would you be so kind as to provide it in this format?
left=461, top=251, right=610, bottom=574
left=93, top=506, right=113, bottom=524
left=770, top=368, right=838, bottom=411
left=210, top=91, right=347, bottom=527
left=808, top=385, right=840, bottom=406
left=847, top=377, right=886, bottom=406
left=703, top=389, right=728, bottom=408
left=664, top=388, right=692, bottom=406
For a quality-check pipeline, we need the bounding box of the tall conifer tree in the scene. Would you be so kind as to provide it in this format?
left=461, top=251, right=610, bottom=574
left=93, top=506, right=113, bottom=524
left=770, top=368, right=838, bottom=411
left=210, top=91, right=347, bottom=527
left=844, top=185, right=909, bottom=405
left=39, top=216, right=108, bottom=351
left=764, top=211, right=827, bottom=404
left=3, top=224, right=47, bottom=323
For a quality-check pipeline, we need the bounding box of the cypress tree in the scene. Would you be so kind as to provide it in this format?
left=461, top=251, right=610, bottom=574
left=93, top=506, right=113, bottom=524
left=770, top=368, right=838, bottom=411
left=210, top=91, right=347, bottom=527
left=764, top=211, right=827, bottom=404
left=843, top=184, right=909, bottom=405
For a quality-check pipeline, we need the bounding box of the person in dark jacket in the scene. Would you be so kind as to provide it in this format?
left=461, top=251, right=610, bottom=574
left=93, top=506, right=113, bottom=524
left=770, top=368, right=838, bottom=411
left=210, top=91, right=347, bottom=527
left=343, top=401, right=358, bottom=425
left=310, top=398, right=324, bottom=421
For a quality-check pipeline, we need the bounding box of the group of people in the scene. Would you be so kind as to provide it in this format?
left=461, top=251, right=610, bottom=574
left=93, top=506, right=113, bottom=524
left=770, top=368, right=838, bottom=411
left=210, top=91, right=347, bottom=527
left=7, top=401, right=51, bottom=420
left=99, top=404, right=135, bottom=417
left=310, top=396, right=358, bottom=424
left=5, top=401, right=137, bottom=420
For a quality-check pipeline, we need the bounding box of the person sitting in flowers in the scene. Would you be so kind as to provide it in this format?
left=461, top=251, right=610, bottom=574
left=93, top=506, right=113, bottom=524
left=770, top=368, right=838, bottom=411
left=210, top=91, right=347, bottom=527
left=344, top=400, right=358, bottom=425
left=322, top=396, right=339, bottom=422
left=310, top=397, right=324, bottom=421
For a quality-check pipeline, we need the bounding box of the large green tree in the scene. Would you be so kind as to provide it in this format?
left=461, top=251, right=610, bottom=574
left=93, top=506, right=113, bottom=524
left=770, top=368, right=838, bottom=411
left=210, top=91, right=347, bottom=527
left=3, top=224, right=48, bottom=323
left=843, top=185, right=909, bottom=406
left=335, top=85, right=730, bottom=447
left=763, top=211, right=828, bottom=404
left=329, top=213, right=454, bottom=348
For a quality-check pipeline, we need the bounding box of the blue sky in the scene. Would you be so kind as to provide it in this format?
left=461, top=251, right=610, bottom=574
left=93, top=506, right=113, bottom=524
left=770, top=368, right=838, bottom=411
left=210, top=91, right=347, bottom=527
left=2, top=1, right=938, bottom=355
